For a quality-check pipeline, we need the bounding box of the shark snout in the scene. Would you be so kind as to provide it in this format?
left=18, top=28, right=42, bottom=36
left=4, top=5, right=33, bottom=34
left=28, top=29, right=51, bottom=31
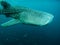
left=40, top=13, right=54, bottom=25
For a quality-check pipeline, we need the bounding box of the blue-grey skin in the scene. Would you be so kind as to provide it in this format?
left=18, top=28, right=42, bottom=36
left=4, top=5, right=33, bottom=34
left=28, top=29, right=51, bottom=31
left=0, top=1, right=54, bottom=27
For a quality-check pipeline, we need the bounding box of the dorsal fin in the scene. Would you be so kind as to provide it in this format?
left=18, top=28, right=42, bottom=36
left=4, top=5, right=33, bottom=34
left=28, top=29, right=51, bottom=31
left=0, top=1, right=14, bottom=17
left=1, top=1, right=11, bottom=9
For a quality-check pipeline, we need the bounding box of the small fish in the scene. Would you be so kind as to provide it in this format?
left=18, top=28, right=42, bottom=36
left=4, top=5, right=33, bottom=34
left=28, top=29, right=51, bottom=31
left=0, top=1, right=54, bottom=27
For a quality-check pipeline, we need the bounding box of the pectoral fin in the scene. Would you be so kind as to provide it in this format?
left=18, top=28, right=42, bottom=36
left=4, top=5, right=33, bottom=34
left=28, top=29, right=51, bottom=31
left=1, top=19, right=20, bottom=27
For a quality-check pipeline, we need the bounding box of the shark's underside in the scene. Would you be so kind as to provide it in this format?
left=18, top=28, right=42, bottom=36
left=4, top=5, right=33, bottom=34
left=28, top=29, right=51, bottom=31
left=0, top=1, right=54, bottom=27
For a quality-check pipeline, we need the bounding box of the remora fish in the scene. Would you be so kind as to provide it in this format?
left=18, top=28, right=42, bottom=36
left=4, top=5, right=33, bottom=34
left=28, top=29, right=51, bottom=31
left=0, top=1, right=54, bottom=27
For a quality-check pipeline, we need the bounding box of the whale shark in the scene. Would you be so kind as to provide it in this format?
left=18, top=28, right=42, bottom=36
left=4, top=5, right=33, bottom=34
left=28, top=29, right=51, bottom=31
left=0, top=1, right=54, bottom=27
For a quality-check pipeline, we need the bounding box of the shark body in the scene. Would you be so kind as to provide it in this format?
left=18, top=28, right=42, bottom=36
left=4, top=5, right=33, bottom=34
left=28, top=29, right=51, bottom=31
left=0, top=1, right=54, bottom=27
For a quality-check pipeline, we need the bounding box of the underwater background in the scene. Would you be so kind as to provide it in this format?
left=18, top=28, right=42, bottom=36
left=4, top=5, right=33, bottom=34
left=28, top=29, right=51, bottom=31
left=0, top=0, right=60, bottom=45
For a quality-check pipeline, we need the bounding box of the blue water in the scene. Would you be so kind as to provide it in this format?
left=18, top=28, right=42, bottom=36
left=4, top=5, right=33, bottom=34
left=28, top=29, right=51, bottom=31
left=0, top=0, right=60, bottom=45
